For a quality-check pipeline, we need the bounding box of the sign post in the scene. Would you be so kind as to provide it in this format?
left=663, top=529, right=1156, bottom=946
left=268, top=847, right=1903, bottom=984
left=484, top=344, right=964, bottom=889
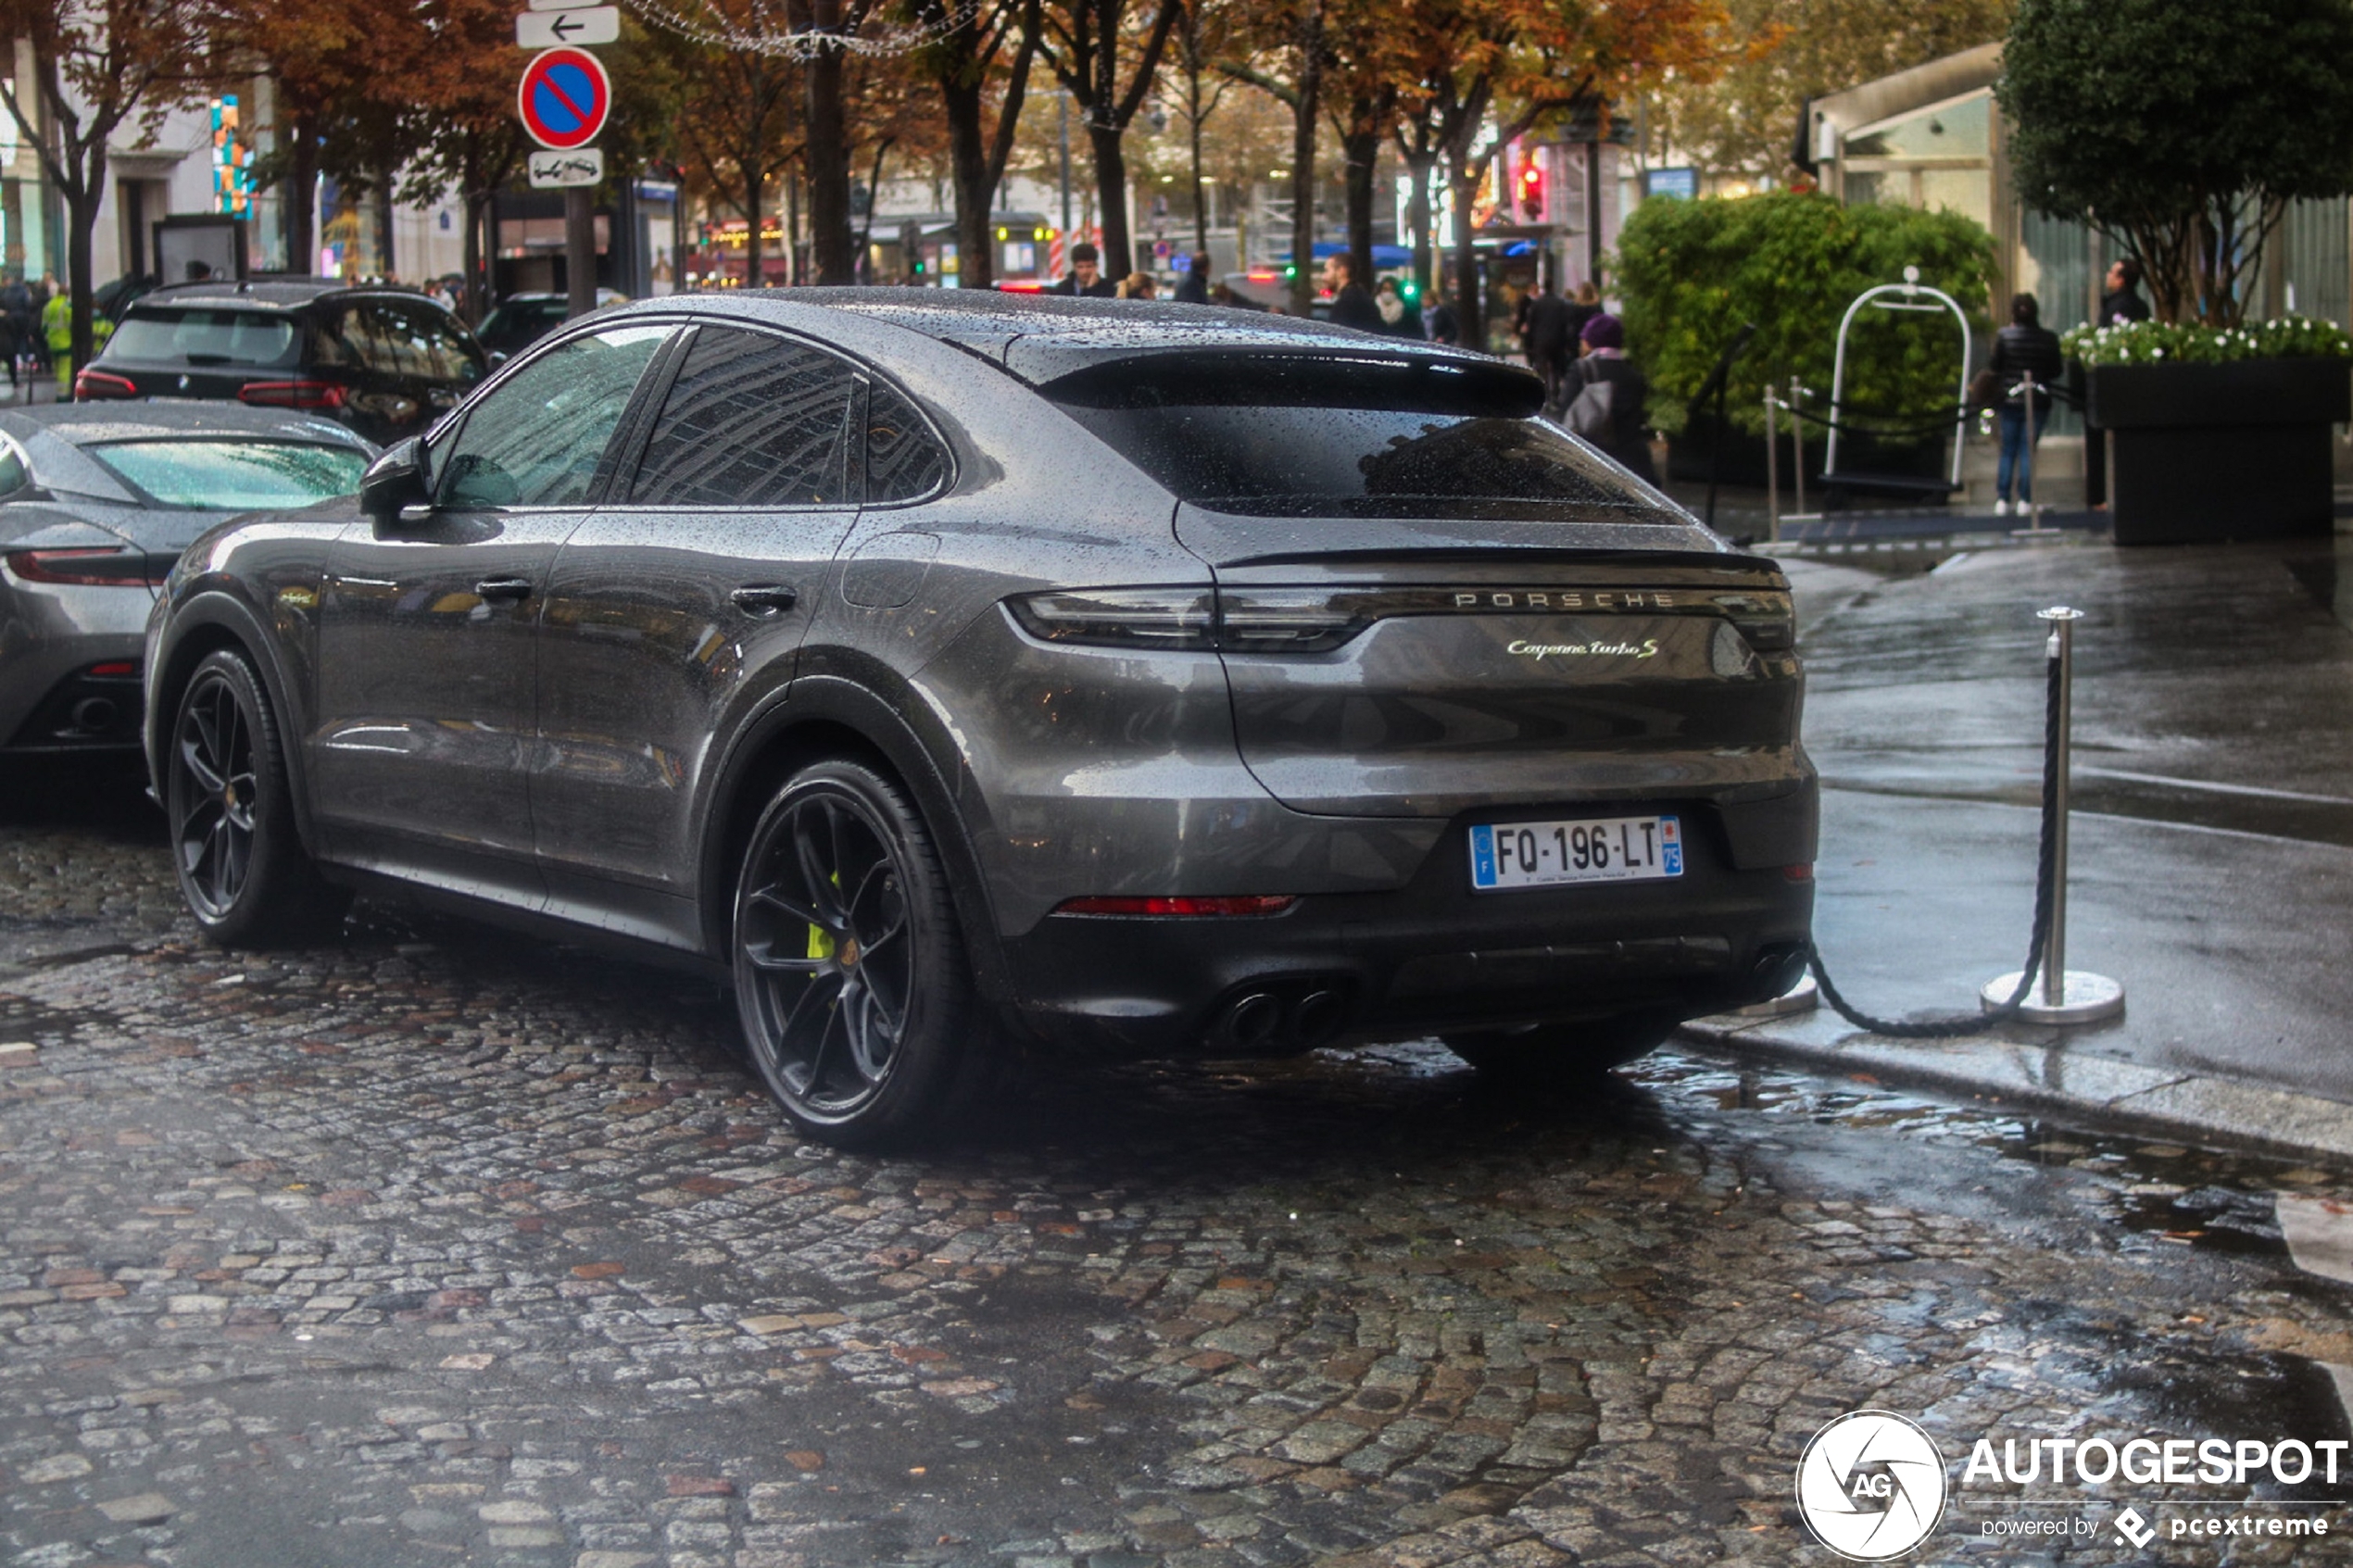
left=516, top=46, right=611, bottom=320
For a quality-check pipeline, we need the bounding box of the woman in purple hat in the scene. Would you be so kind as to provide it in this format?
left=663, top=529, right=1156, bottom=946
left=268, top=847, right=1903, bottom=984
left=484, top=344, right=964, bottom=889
left=1555, top=312, right=1658, bottom=485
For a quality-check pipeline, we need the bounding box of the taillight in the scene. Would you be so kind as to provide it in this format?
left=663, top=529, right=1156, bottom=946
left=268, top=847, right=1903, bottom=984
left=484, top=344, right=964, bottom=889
left=1009, top=587, right=1215, bottom=649
left=3, top=546, right=153, bottom=587
left=1054, top=895, right=1298, bottom=917
left=1713, top=591, right=1795, bottom=651
left=1215, top=588, right=1369, bottom=652
left=87, top=660, right=140, bottom=678
left=239, top=379, right=348, bottom=409
left=73, top=369, right=137, bottom=399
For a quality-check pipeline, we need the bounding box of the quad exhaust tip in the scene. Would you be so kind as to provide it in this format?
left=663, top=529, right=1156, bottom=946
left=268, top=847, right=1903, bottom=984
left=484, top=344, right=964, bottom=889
left=1208, top=981, right=1351, bottom=1056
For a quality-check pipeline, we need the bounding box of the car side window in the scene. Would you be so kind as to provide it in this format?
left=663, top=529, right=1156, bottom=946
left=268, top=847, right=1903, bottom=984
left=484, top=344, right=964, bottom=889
left=628, top=328, right=856, bottom=508
left=437, top=324, right=674, bottom=509
left=0, top=437, right=27, bottom=500
left=865, top=380, right=951, bottom=504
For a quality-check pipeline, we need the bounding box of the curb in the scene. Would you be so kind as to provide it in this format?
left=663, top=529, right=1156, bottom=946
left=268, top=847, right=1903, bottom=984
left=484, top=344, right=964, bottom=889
left=1678, top=1010, right=2353, bottom=1168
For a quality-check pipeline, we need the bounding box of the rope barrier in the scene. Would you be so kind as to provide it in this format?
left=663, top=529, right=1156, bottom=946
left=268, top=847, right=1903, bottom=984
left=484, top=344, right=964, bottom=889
left=1804, top=651, right=2063, bottom=1037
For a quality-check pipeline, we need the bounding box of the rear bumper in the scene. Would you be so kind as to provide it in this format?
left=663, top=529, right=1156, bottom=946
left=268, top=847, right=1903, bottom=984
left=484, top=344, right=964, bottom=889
left=1, top=585, right=150, bottom=751
left=1000, top=797, right=1814, bottom=1056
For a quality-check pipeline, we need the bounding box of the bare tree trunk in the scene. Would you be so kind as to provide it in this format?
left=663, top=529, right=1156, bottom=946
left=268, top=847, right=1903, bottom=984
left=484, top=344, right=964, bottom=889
left=285, top=116, right=318, bottom=273
left=945, top=78, right=993, bottom=289
left=804, top=0, right=856, bottom=285
left=1287, top=5, right=1322, bottom=315
left=1189, top=97, right=1208, bottom=257
left=1449, top=168, right=1479, bottom=349
left=1089, top=119, right=1134, bottom=276
left=1341, top=116, right=1376, bottom=295
left=744, top=162, right=765, bottom=286
left=65, top=186, right=98, bottom=372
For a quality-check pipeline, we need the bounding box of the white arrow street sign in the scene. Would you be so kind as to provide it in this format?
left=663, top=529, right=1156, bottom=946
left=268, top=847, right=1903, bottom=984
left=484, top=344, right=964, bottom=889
left=527, top=0, right=603, bottom=10
left=517, top=6, right=619, bottom=45
left=528, top=147, right=605, bottom=189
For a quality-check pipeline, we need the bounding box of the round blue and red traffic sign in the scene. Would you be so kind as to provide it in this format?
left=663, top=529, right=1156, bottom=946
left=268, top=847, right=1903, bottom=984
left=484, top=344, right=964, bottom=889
left=517, top=47, right=610, bottom=151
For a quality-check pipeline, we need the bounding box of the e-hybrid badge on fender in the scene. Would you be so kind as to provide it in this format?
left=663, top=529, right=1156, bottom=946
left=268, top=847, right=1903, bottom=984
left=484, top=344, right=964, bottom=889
left=1469, top=815, right=1683, bottom=891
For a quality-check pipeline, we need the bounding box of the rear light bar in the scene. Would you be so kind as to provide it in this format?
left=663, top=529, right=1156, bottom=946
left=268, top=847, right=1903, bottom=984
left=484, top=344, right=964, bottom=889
left=239, top=379, right=348, bottom=409
left=3, top=546, right=160, bottom=587
left=73, top=369, right=137, bottom=400
left=1009, top=585, right=1796, bottom=656
left=1055, top=895, right=1298, bottom=917
left=87, top=660, right=140, bottom=679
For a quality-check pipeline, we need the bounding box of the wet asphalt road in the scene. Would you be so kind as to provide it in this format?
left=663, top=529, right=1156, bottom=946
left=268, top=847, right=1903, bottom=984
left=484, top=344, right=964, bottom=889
left=6, top=763, right=2353, bottom=1566
left=1787, top=534, right=2353, bottom=1104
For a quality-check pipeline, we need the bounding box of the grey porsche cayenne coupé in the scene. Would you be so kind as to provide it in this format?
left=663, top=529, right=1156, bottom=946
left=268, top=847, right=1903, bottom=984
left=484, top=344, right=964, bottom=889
left=144, top=291, right=1816, bottom=1146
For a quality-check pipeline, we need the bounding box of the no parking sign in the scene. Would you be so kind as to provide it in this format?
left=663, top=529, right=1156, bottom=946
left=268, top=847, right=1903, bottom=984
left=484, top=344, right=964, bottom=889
left=517, top=47, right=610, bottom=151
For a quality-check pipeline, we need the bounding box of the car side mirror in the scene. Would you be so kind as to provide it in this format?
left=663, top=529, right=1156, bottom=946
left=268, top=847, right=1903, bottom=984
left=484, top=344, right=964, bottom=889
left=360, top=437, right=432, bottom=526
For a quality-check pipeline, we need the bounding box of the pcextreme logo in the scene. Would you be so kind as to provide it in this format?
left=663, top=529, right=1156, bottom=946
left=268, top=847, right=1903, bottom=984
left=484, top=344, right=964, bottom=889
left=1795, top=1411, right=1949, bottom=1561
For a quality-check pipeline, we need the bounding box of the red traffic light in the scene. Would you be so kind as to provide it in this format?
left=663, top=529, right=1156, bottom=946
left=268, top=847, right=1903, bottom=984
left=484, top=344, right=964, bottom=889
left=1517, top=158, right=1544, bottom=220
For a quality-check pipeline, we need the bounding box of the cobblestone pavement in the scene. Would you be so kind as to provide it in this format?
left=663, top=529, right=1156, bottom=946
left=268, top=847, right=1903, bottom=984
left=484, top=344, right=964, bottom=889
left=5, top=764, right=2353, bottom=1568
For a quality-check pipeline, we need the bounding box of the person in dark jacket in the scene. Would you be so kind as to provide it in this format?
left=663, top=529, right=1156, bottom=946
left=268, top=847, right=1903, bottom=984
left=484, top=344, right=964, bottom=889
left=2083, top=259, right=2151, bottom=509
left=1049, top=243, right=1118, bottom=297
left=1990, top=293, right=2064, bottom=515
left=1173, top=251, right=1213, bottom=305
left=1520, top=282, right=1575, bottom=408
left=1425, top=297, right=1460, bottom=345
left=1323, top=252, right=1384, bottom=331
left=2099, top=257, right=2150, bottom=327
left=1557, top=312, right=1657, bottom=485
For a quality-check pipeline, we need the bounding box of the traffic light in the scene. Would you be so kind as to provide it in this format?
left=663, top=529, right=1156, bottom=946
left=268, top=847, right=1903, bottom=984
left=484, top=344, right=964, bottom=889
left=1400, top=278, right=1418, bottom=301
left=1517, top=156, right=1545, bottom=220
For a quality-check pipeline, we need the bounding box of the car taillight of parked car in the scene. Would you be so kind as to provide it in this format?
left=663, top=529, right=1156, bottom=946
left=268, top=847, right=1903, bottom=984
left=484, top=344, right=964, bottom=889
left=238, top=380, right=349, bottom=410
left=72, top=370, right=138, bottom=400
left=4, top=546, right=164, bottom=587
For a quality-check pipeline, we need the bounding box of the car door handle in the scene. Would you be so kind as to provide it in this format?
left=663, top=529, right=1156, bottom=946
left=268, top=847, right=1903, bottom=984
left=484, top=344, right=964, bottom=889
left=475, top=577, right=533, bottom=603
left=731, top=584, right=799, bottom=616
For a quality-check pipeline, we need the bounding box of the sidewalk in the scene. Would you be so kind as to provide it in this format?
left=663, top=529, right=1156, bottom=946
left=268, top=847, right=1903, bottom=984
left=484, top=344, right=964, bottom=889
left=1681, top=526, right=2353, bottom=1164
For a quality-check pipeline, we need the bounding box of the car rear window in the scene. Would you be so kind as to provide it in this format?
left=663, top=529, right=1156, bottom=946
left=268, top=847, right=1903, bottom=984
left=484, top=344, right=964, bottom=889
left=107, top=308, right=303, bottom=370
left=84, top=440, right=369, bottom=509
left=1043, top=354, right=1666, bottom=521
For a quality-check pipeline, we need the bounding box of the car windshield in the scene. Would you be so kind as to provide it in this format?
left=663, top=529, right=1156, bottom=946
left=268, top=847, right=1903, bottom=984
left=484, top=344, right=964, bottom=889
left=84, top=440, right=370, bottom=509
left=106, top=308, right=304, bottom=369
left=1046, top=354, right=1666, bottom=521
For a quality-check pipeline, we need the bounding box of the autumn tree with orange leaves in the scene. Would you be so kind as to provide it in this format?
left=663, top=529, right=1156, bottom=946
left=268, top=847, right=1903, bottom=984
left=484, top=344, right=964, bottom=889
left=0, top=0, right=215, bottom=370
left=1388, top=0, right=1746, bottom=338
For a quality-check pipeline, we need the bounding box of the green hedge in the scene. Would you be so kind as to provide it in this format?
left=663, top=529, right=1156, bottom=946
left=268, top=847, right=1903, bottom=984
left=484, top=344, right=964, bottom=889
left=1614, top=191, right=2000, bottom=436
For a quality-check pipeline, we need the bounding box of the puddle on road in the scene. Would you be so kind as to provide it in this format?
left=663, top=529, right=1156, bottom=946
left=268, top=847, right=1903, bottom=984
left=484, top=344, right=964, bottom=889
left=1627, top=1049, right=2353, bottom=1269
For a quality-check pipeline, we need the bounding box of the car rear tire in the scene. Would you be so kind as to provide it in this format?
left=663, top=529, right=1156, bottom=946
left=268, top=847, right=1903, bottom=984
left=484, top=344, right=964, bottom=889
left=165, top=648, right=350, bottom=947
left=732, top=759, right=983, bottom=1148
left=1442, top=1008, right=1682, bottom=1082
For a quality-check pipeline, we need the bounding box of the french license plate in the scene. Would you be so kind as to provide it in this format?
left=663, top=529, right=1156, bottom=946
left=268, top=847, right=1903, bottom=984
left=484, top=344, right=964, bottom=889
left=1468, top=814, right=1682, bottom=891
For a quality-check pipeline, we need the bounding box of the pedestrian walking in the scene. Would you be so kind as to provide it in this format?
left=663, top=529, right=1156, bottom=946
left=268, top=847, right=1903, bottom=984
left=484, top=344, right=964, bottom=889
left=1557, top=312, right=1658, bottom=485
left=1323, top=253, right=1383, bottom=331
left=41, top=288, right=73, bottom=395
left=1173, top=252, right=1213, bottom=305
left=1115, top=272, right=1157, bottom=300
left=1425, top=297, right=1460, bottom=346
left=1374, top=276, right=1421, bottom=339
left=1564, top=281, right=1602, bottom=346
left=1520, top=281, right=1575, bottom=408
left=1049, top=243, right=1117, bottom=297
left=0, top=273, right=29, bottom=393
left=1991, top=292, right=2063, bottom=517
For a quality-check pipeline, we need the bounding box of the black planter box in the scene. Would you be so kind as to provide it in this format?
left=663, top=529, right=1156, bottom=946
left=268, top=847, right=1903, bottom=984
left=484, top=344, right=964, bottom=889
left=2087, top=358, right=2351, bottom=546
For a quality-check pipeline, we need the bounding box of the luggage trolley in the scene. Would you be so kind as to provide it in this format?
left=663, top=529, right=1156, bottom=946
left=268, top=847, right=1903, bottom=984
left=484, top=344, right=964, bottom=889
left=1814, top=265, right=1973, bottom=512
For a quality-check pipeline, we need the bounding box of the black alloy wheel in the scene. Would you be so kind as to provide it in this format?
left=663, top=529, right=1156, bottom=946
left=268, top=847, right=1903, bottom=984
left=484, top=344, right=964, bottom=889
left=733, top=759, right=977, bottom=1147
left=1442, top=1008, right=1683, bottom=1083
left=165, top=648, right=350, bottom=947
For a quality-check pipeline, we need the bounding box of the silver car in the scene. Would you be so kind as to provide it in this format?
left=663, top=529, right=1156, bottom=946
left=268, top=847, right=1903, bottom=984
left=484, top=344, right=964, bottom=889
left=1, top=404, right=374, bottom=756
left=144, top=292, right=1815, bottom=1148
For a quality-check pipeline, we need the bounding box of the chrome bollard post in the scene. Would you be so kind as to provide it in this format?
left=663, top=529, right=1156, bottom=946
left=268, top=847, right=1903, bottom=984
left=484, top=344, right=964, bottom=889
left=1789, top=375, right=1807, bottom=521
left=1982, top=607, right=2125, bottom=1023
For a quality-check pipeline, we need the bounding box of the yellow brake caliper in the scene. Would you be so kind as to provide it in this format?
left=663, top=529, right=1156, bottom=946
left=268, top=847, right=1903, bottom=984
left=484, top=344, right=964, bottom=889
left=806, top=870, right=841, bottom=960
